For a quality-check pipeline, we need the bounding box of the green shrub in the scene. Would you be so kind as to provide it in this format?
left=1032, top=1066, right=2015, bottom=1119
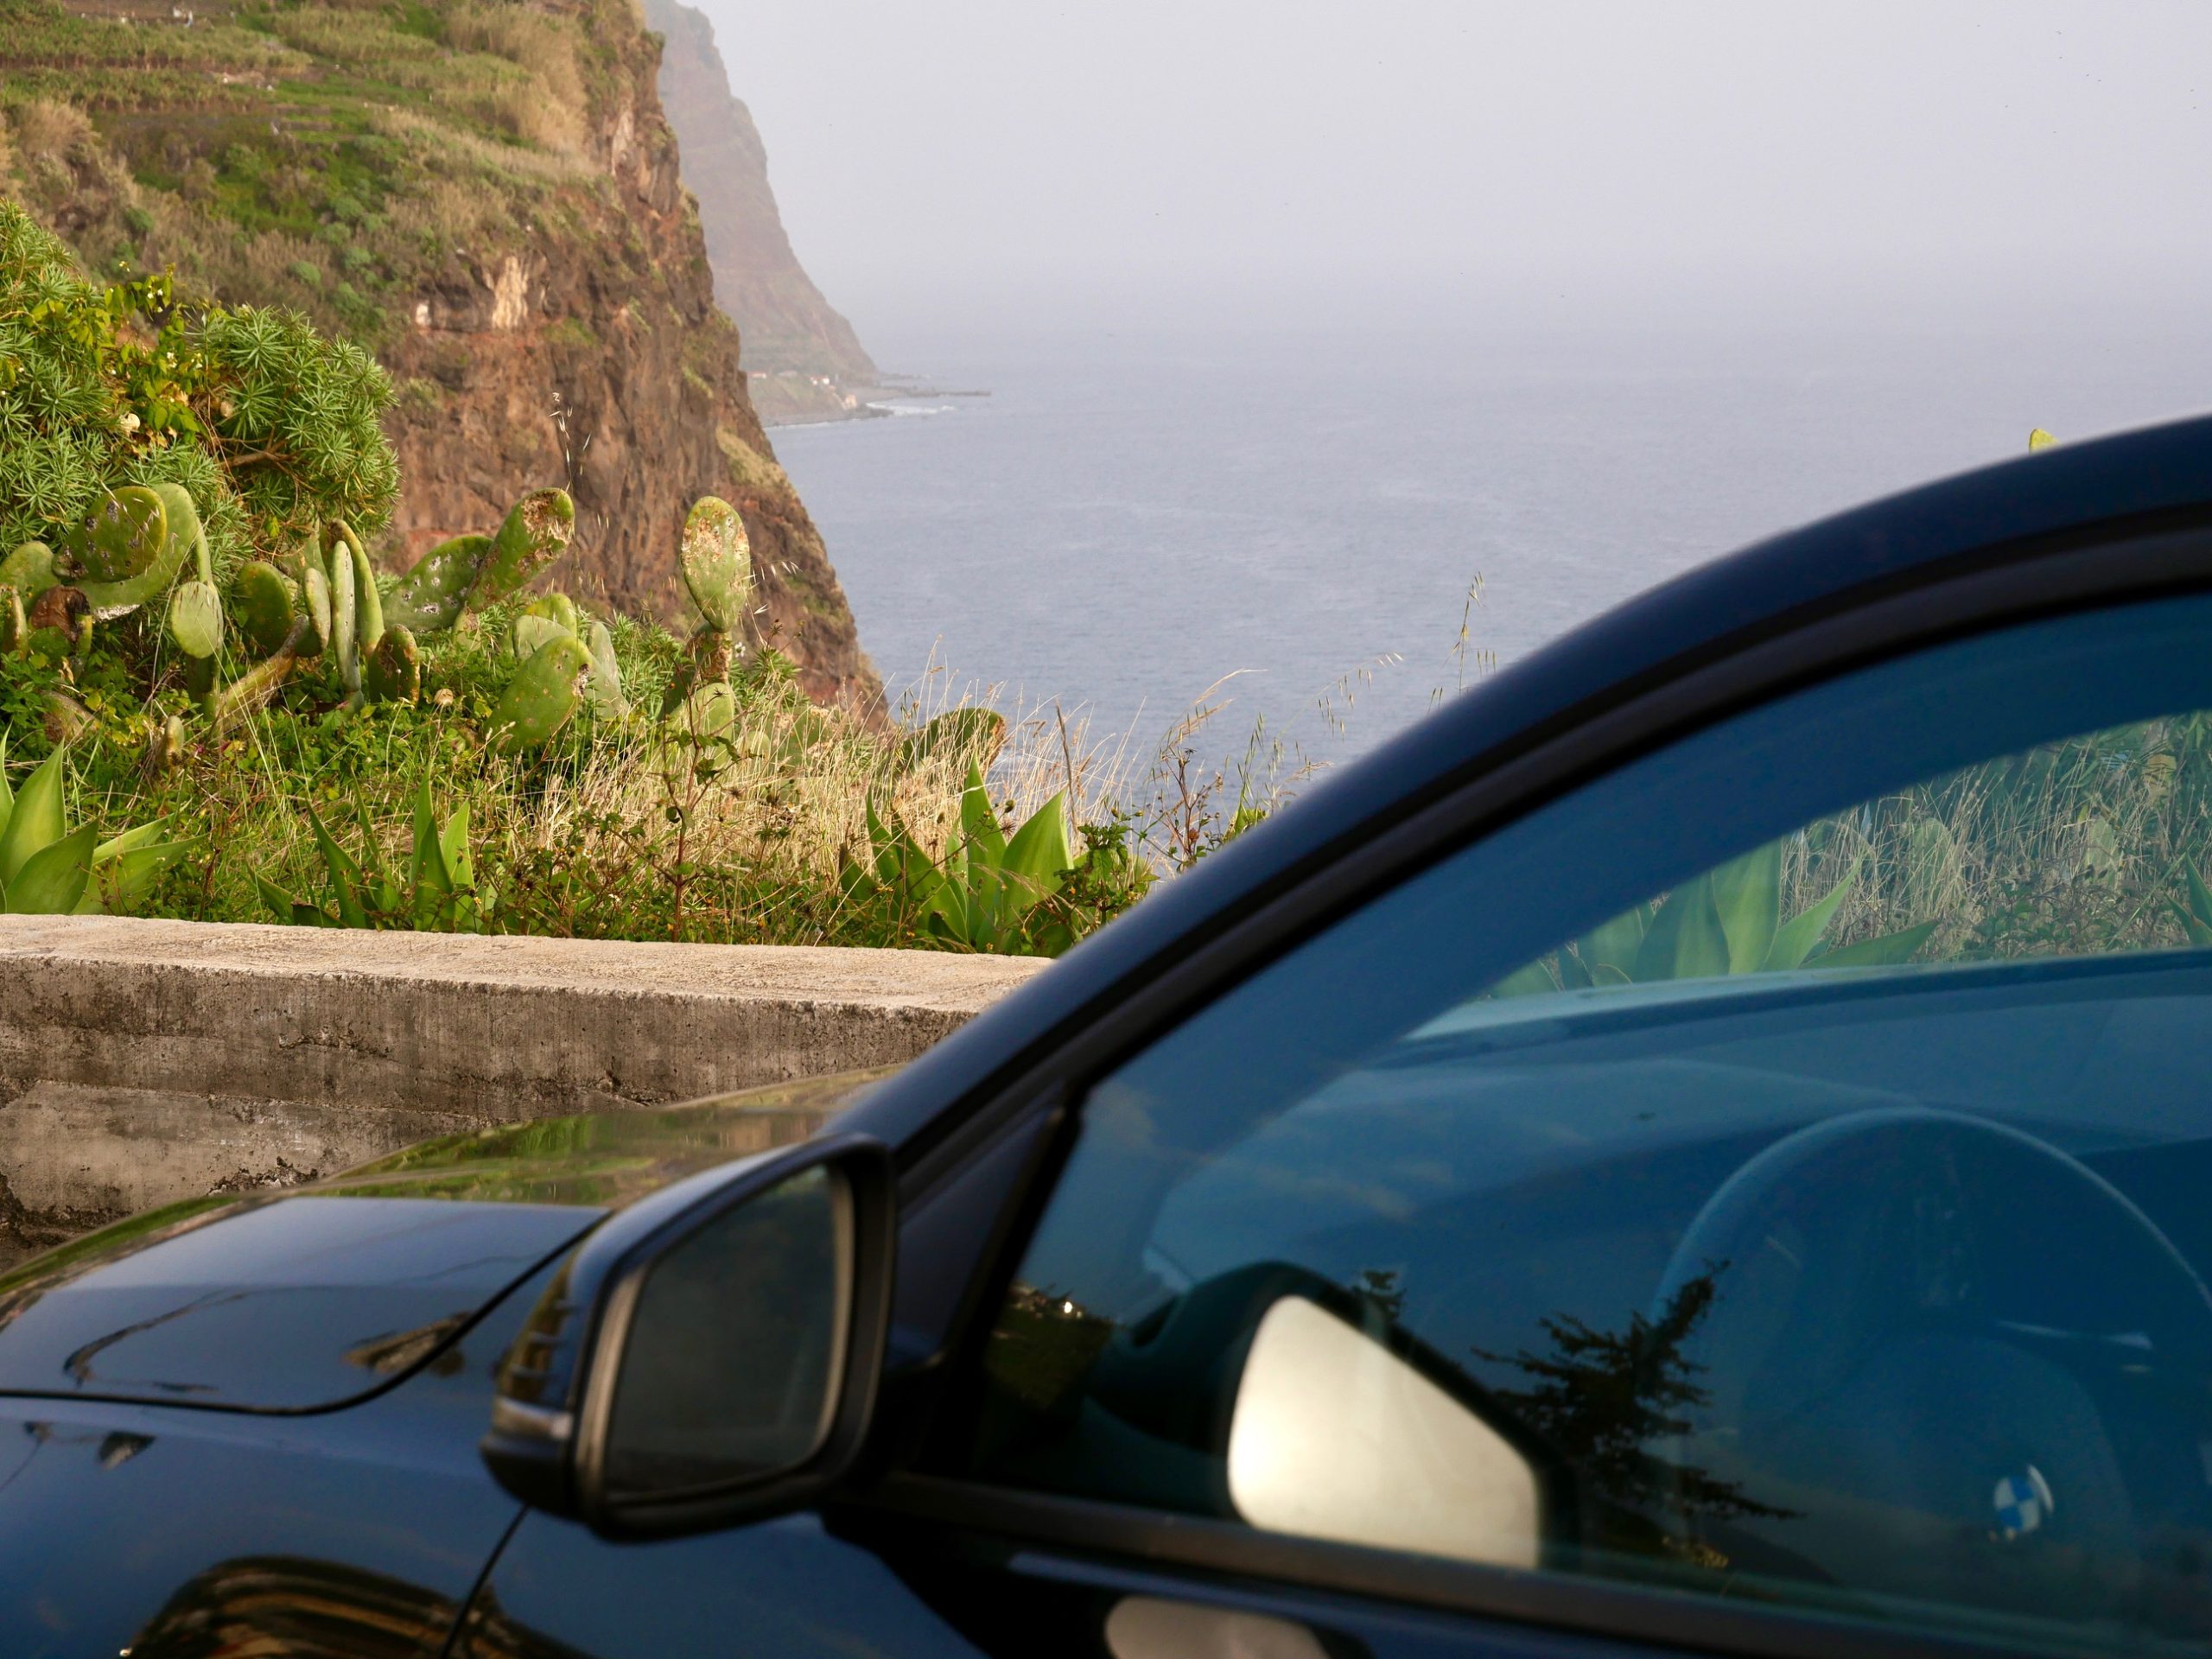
left=0, top=199, right=398, bottom=560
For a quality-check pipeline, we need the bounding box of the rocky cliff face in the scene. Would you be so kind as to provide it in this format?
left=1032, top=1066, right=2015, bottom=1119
left=0, top=0, right=880, bottom=710
left=644, top=0, right=877, bottom=390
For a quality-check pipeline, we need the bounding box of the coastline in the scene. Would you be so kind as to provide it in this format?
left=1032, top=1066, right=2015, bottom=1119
left=751, top=368, right=989, bottom=429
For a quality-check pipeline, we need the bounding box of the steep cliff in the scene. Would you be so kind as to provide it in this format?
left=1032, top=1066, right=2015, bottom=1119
left=0, top=0, right=880, bottom=710
left=644, top=0, right=876, bottom=390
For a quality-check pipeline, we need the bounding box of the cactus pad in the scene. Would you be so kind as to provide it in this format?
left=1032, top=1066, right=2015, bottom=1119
left=168, top=580, right=224, bottom=660
left=301, top=560, right=333, bottom=657
left=583, top=620, right=627, bottom=718
left=0, top=543, right=55, bottom=600
left=512, top=613, right=573, bottom=663
left=0, top=586, right=20, bottom=656
left=489, top=634, right=592, bottom=753
left=475, top=489, right=575, bottom=609
left=385, top=534, right=490, bottom=634
left=365, top=625, right=423, bottom=704
left=57, top=486, right=166, bottom=586
left=897, top=707, right=1009, bottom=775
left=23, top=585, right=89, bottom=660
left=232, top=562, right=299, bottom=659
left=521, top=593, right=579, bottom=636
left=334, top=523, right=384, bottom=655
left=679, top=496, right=752, bottom=634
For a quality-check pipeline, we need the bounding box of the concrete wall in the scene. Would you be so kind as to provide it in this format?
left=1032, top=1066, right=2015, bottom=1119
left=0, top=916, right=1046, bottom=1255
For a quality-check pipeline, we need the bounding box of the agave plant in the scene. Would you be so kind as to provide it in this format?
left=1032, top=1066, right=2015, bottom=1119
left=1493, top=838, right=1937, bottom=997
left=0, top=746, right=197, bottom=915
left=257, top=782, right=493, bottom=932
left=842, top=765, right=1076, bottom=953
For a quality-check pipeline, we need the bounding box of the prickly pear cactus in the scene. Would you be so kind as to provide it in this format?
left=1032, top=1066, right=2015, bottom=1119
left=328, top=523, right=360, bottom=700
left=489, top=633, right=592, bottom=753
left=475, top=489, right=575, bottom=610
left=365, top=625, right=422, bottom=704
left=0, top=585, right=20, bottom=656
left=168, top=580, right=223, bottom=660
left=301, top=548, right=334, bottom=657
left=385, top=534, right=490, bottom=634
left=521, top=593, right=579, bottom=636
left=898, top=708, right=1010, bottom=775
left=78, top=486, right=198, bottom=619
left=679, top=496, right=752, bottom=635
left=583, top=620, right=627, bottom=718
left=55, top=485, right=164, bottom=586
left=512, top=613, right=572, bottom=663
left=336, top=523, right=384, bottom=656
left=23, top=585, right=88, bottom=661
left=0, top=542, right=54, bottom=600
left=232, top=563, right=299, bottom=659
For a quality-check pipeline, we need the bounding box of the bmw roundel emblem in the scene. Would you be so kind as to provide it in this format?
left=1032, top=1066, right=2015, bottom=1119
left=1993, top=1466, right=2055, bottom=1539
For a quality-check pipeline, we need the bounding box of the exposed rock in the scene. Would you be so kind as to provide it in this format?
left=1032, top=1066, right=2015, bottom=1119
left=645, top=0, right=878, bottom=386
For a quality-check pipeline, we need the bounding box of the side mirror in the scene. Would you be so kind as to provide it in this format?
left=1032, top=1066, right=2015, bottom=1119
left=480, top=1133, right=896, bottom=1539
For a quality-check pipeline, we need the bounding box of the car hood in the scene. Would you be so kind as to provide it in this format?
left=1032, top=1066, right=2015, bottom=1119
left=0, top=1070, right=881, bottom=1413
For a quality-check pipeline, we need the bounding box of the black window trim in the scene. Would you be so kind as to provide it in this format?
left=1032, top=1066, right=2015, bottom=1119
left=866, top=512, right=2212, bottom=1659
left=849, top=1472, right=2075, bottom=1659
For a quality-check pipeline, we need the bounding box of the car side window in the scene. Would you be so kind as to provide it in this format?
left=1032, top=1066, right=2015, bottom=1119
left=935, top=589, right=2212, bottom=1655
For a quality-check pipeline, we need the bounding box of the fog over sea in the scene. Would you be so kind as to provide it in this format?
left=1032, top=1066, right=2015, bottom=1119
left=774, top=317, right=2212, bottom=779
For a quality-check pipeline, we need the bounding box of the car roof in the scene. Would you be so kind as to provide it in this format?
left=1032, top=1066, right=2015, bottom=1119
left=844, top=411, right=2212, bottom=1151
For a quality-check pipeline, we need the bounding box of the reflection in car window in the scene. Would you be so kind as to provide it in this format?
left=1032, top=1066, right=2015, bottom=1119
left=938, top=591, right=2212, bottom=1655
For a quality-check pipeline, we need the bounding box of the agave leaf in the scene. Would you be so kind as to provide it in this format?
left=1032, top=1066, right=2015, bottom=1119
left=76, top=839, right=196, bottom=915
left=1632, top=876, right=1731, bottom=982
left=440, top=804, right=474, bottom=893
left=1001, top=791, right=1074, bottom=915
left=412, top=784, right=454, bottom=925
left=1490, top=959, right=1560, bottom=998
left=0, top=747, right=67, bottom=887
left=958, top=764, right=1007, bottom=863
left=92, top=815, right=175, bottom=865
left=1764, top=866, right=1858, bottom=971
left=255, top=874, right=329, bottom=927
left=1709, top=841, right=1781, bottom=974
left=306, top=803, right=369, bottom=930
left=1809, top=918, right=1939, bottom=970
left=2177, top=898, right=2212, bottom=950
left=1555, top=947, right=1595, bottom=991
left=3, top=824, right=95, bottom=914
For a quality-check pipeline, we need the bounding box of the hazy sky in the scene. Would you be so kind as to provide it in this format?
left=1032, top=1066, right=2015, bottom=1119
left=685, top=2, right=2212, bottom=339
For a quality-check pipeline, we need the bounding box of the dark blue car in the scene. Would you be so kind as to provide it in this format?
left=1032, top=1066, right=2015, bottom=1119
left=9, top=420, right=2212, bottom=1658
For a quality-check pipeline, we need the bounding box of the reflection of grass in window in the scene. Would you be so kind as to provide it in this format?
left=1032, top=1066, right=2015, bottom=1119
left=1797, top=716, right=2212, bottom=963
left=1500, top=715, right=2212, bottom=995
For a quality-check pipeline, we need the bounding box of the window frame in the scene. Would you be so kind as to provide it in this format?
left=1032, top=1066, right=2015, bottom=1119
left=854, top=513, right=2212, bottom=1659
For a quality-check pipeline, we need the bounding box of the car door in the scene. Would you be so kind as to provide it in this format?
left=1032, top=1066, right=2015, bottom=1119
left=454, top=526, right=2212, bottom=1659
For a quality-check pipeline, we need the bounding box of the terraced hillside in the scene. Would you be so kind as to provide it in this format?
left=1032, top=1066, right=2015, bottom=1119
left=0, top=0, right=880, bottom=709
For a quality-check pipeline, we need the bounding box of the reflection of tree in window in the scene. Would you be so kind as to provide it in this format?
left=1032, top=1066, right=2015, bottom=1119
left=1468, top=1268, right=1796, bottom=1563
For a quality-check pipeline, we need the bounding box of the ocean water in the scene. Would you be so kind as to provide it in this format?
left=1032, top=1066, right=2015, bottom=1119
left=773, top=320, right=2212, bottom=777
